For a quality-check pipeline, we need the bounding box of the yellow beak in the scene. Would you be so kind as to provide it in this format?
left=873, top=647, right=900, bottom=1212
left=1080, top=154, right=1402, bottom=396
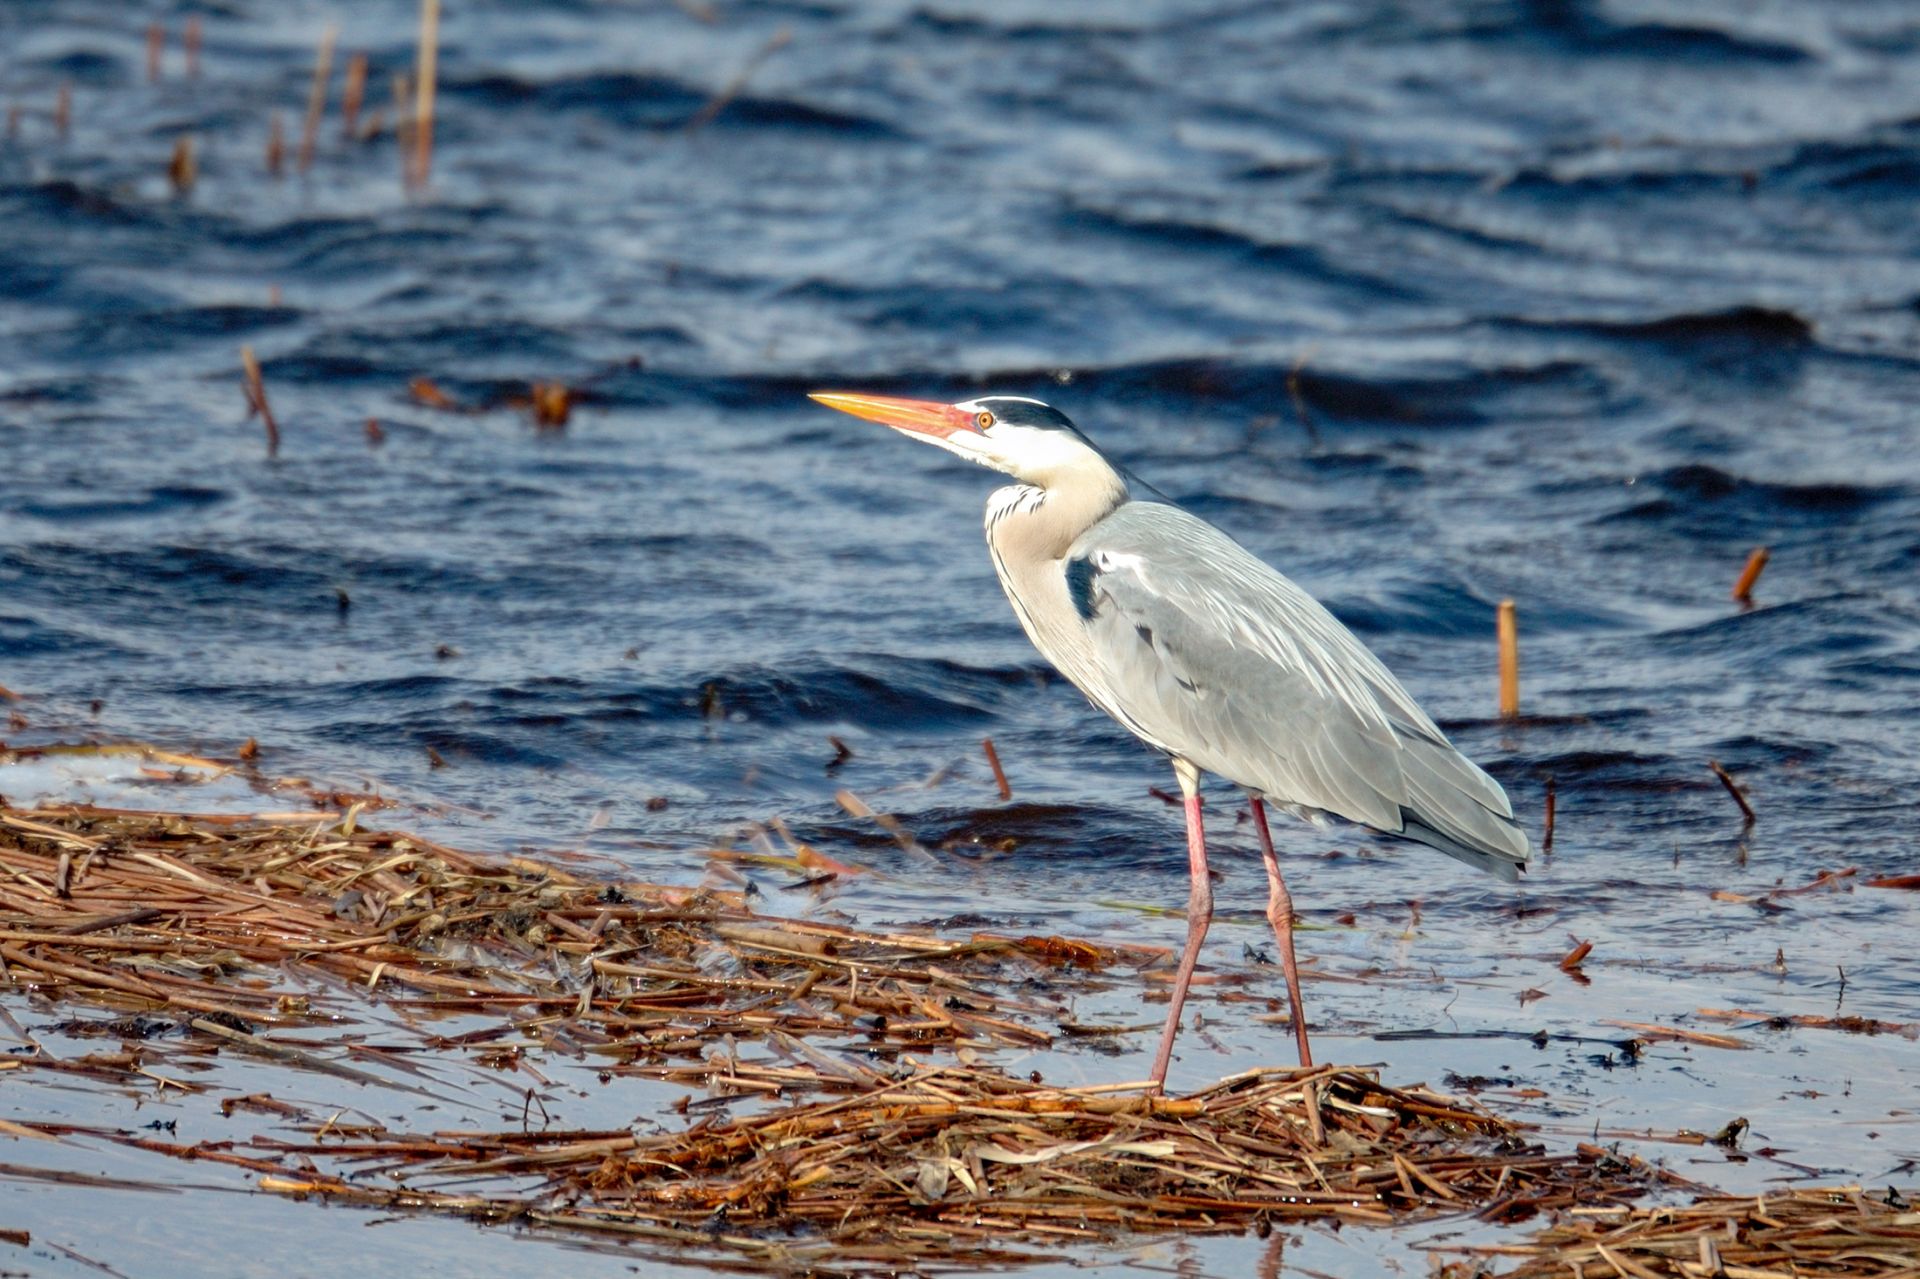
left=808, top=392, right=979, bottom=441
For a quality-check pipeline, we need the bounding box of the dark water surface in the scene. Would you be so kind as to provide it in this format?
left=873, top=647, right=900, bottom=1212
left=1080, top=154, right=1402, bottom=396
left=3, top=1, right=1918, bottom=1273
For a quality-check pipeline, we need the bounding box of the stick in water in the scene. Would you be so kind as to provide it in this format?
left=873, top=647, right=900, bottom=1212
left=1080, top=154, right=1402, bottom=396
left=685, top=28, right=791, bottom=133
left=168, top=135, right=196, bottom=194
left=1496, top=599, right=1519, bottom=719
left=1732, top=547, right=1769, bottom=605
left=240, top=346, right=280, bottom=458
left=409, top=0, right=441, bottom=189
left=982, top=738, right=1012, bottom=801
left=341, top=52, right=369, bottom=140
left=298, top=24, right=338, bottom=175
left=1707, top=760, right=1755, bottom=825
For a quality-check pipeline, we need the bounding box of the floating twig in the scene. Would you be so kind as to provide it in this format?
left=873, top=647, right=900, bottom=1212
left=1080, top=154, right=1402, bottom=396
left=982, top=737, right=1012, bottom=801
left=1601, top=1020, right=1748, bottom=1050
left=184, top=16, right=202, bottom=78
left=167, top=135, right=196, bottom=193
left=1732, top=546, right=1769, bottom=605
left=407, top=377, right=460, bottom=410
left=1496, top=599, right=1519, bottom=719
left=835, top=788, right=933, bottom=862
left=341, top=52, right=368, bottom=140
left=298, top=24, right=338, bottom=176
left=146, top=23, right=164, bottom=82
left=54, top=84, right=71, bottom=139
left=1706, top=760, right=1755, bottom=825
left=685, top=27, right=792, bottom=133
left=239, top=346, right=279, bottom=457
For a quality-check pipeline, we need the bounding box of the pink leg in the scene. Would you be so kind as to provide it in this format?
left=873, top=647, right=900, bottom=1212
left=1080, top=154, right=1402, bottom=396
left=1149, top=762, right=1212, bottom=1092
left=1250, top=795, right=1313, bottom=1067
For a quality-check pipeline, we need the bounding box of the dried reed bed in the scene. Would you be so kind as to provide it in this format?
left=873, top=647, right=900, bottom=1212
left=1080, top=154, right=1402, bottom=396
left=0, top=804, right=1898, bottom=1272
left=1441, top=1187, right=1920, bottom=1277
left=0, top=805, right=1636, bottom=1261
left=0, top=803, right=1094, bottom=1060
left=240, top=1067, right=1651, bottom=1268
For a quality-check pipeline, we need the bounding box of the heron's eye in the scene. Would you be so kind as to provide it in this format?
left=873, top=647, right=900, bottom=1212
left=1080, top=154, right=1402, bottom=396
left=974, top=410, right=995, bottom=430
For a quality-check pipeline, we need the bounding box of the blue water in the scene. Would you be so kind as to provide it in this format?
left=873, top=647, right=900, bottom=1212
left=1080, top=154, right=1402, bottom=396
left=3, top=1, right=1918, bottom=1272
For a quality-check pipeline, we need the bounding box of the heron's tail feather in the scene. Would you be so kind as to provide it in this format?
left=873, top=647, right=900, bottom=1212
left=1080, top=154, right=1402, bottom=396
left=1393, top=730, right=1530, bottom=881
left=1398, top=813, right=1527, bottom=881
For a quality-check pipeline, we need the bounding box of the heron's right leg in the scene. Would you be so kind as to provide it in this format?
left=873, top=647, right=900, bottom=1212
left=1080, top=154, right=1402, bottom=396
left=1148, top=758, right=1212, bottom=1092
left=1248, top=793, right=1313, bottom=1067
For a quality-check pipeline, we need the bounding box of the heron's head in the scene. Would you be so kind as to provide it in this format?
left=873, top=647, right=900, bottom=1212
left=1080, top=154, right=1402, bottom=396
left=809, top=392, right=1111, bottom=489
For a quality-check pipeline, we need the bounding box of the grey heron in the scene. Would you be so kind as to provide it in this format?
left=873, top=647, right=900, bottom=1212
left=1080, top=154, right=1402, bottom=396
left=810, top=391, right=1529, bottom=1089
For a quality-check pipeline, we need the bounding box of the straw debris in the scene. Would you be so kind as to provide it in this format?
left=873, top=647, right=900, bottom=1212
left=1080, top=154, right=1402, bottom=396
left=1439, top=1186, right=1920, bottom=1277
left=0, top=803, right=1756, bottom=1268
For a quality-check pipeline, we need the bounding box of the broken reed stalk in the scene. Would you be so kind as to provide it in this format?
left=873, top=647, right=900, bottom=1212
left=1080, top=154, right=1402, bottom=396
left=982, top=737, right=1012, bottom=801
left=297, top=24, right=338, bottom=176
left=408, top=0, right=440, bottom=189
left=239, top=346, right=279, bottom=458
left=184, top=16, right=202, bottom=78
left=146, top=23, right=163, bottom=82
left=340, top=52, right=368, bottom=140
left=1707, top=760, right=1756, bottom=825
left=685, top=27, right=792, bottom=132
left=265, top=112, right=285, bottom=176
left=1496, top=598, right=1520, bottom=719
left=54, top=84, right=70, bottom=139
left=529, top=383, right=573, bottom=428
left=167, top=135, right=196, bottom=194
left=1733, top=546, right=1770, bottom=604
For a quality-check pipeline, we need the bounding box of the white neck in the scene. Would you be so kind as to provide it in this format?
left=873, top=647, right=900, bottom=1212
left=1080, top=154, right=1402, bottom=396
left=984, top=453, right=1128, bottom=563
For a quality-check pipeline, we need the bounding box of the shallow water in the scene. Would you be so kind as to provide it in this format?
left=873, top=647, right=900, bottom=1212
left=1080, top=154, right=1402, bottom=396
left=3, top=0, right=1918, bottom=1273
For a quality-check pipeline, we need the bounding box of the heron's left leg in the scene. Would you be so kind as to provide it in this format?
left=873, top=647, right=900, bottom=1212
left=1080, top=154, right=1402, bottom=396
left=1148, top=758, right=1212, bottom=1092
left=1249, top=793, right=1313, bottom=1067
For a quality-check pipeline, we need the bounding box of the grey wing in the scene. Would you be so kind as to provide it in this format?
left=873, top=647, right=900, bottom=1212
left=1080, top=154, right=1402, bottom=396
left=1065, top=504, right=1529, bottom=880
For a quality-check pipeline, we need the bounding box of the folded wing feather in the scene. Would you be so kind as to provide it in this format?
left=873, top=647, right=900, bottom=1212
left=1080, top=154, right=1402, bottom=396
left=1064, top=503, right=1528, bottom=880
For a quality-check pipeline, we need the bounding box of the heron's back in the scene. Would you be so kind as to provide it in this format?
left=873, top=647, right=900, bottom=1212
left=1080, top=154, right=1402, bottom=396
left=1042, top=501, right=1529, bottom=880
